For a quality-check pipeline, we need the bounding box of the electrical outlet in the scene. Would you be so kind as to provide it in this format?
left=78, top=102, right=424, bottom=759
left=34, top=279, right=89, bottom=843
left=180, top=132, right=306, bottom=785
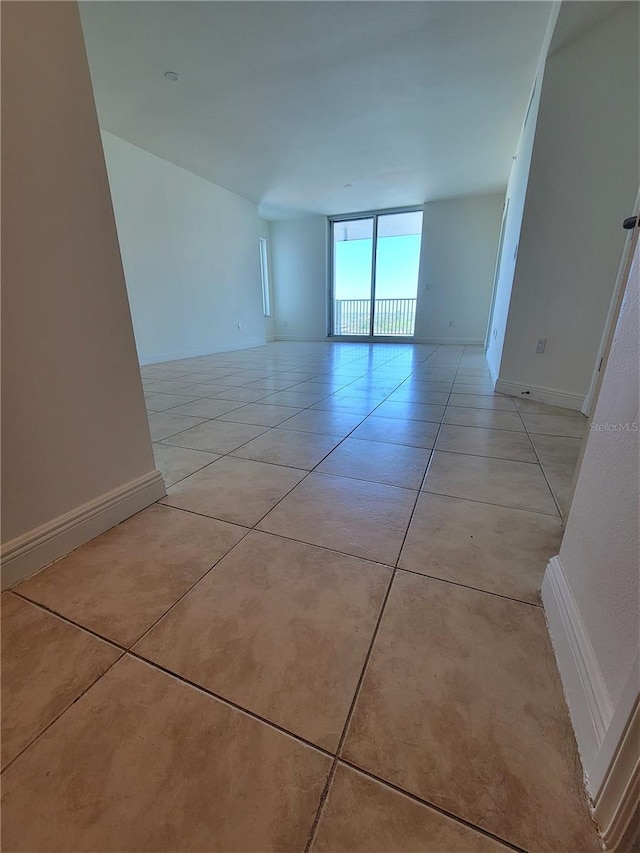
left=448, top=320, right=454, bottom=327
left=237, top=322, right=242, bottom=331
left=535, top=337, right=546, bottom=353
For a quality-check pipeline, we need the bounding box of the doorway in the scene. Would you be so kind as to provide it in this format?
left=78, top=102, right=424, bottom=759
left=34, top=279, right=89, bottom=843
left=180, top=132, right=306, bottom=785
left=330, top=208, right=423, bottom=338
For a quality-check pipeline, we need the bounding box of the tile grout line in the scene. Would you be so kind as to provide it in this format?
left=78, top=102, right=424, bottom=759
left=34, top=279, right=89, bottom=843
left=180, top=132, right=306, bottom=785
left=154, top=388, right=366, bottom=449
left=303, top=565, right=399, bottom=853
left=397, top=564, right=543, bottom=607
left=518, top=414, right=568, bottom=522
left=152, top=506, right=547, bottom=610
left=392, top=345, right=466, bottom=568
left=118, top=528, right=255, bottom=650
left=124, top=652, right=336, bottom=759
left=418, top=350, right=565, bottom=519
left=429, top=446, right=560, bottom=466
left=303, top=345, right=454, bottom=852
left=148, top=371, right=343, bottom=440
left=246, top=344, right=468, bottom=531
left=8, top=592, right=339, bottom=767
left=337, top=758, right=529, bottom=853
left=419, top=483, right=562, bottom=518
left=0, top=636, right=127, bottom=776
left=171, top=349, right=450, bottom=535
left=304, top=346, right=524, bottom=850
left=152, top=450, right=224, bottom=490
left=10, top=590, right=130, bottom=652
left=6, top=520, right=260, bottom=769
left=7, top=590, right=126, bottom=651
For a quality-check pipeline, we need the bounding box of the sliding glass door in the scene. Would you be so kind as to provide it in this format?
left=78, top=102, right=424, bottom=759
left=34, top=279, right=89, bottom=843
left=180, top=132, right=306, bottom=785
left=331, top=208, right=422, bottom=338
left=373, top=211, right=422, bottom=336
left=332, top=217, right=374, bottom=336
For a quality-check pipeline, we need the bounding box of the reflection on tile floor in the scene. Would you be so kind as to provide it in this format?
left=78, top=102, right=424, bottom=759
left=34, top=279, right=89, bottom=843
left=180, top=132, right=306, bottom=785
left=2, top=342, right=598, bottom=852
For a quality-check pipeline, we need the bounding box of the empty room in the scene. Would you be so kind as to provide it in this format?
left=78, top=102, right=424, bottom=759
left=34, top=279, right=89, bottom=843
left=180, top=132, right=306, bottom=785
left=1, top=2, right=638, bottom=852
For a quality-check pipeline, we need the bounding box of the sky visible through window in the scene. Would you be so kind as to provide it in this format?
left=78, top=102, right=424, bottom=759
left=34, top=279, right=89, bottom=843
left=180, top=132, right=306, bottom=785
left=334, top=234, right=421, bottom=301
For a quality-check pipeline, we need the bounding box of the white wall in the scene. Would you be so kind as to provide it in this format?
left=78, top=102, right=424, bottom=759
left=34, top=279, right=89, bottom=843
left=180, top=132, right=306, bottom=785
left=495, top=4, right=639, bottom=407
left=415, top=194, right=504, bottom=345
left=270, top=216, right=328, bottom=340
left=485, top=59, right=548, bottom=382
left=542, top=235, right=639, bottom=840
left=559, top=242, right=638, bottom=713
left=259, top=218, right=276, bottom=341
left=1, top=2, right=162, bottom=587
left=101, top=131, right=266, bottom=364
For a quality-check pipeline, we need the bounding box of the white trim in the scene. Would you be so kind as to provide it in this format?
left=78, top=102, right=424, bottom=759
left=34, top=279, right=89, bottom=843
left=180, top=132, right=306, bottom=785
left=484, top=197, right=510, bottom=351
left=487, top=354, right=499, bottom=386
left=542, top=556, right=613, bottom=769
left=496, top=379, right=584, bottom=412
left=413, top=337, right=485, bottom=346
left=259, top=237, right=271, bottom=317
left=272, top=334, right=331, bottom=342
left=139, top=338, right=267, bottom=365
left=266, top=335, right=277, bottom=343
left=324, top=216, right=332, bottom=337
left=328, top=204, right=424, bottom=222
left=542, top=558, right=640, bottom=851
left=583, top=186, right=640, bottom=417
left=330, top=335, right=415, bottom=344
left=590, top=654, right=640, bottom=796
left=1, top=470, right=166, bottom=590
left=271, top=335, right=485, bottom=347
left=592, top=685, right=639, bottom=851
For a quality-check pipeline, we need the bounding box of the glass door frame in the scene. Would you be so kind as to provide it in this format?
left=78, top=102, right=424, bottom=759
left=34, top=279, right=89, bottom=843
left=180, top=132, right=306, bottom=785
left=328, top=205, right=423, bottom=341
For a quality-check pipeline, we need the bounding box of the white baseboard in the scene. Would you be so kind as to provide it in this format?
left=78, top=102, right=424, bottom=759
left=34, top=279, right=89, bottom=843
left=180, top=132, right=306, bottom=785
left=542, top=556, right=613, bottom=769
left=139, top=338, right=267, bottom=365
left=271, top=335, right=485, bottom=346
left=272, top=335, right=330, bottom=342
left=542, top=556, right=639, bottom=850
left=496, top=379, right=585, bottom=412
left=1, top=470, right=166, bottom=590
left=487, top=354, right=499, bottom=387
left=413, top=336, right=485, bottom=346
left=593, top=685, right=639, bottom=851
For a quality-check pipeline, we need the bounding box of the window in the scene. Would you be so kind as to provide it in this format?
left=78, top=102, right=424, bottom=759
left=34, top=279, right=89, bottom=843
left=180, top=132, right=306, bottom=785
left=259, top=238, right=271, bottom=317
left=330, top=208, right=423, bottom=337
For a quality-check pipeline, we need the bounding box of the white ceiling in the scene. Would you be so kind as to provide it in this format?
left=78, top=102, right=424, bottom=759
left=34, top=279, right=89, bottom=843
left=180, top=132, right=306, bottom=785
left=80, top=1, right=553, bottom=220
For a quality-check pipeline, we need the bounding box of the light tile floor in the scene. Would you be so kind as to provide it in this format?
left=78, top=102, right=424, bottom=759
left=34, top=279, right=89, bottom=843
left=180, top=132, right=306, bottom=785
left=2, top=342, right=599, bottom=852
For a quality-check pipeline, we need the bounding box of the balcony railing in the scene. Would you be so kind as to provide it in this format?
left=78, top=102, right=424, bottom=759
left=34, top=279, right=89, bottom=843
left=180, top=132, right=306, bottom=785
left=334, top=298, right=417, bottom=336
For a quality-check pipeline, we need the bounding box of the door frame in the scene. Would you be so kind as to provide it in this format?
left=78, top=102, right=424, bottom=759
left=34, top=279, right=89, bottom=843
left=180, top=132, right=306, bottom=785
left=328, top=205, right=423, bottom=341
left=581, top=184, right=640, bottom=417
left=484, top=197, right=510, bottom=352
left=565, top=189, right=639, bottom=519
